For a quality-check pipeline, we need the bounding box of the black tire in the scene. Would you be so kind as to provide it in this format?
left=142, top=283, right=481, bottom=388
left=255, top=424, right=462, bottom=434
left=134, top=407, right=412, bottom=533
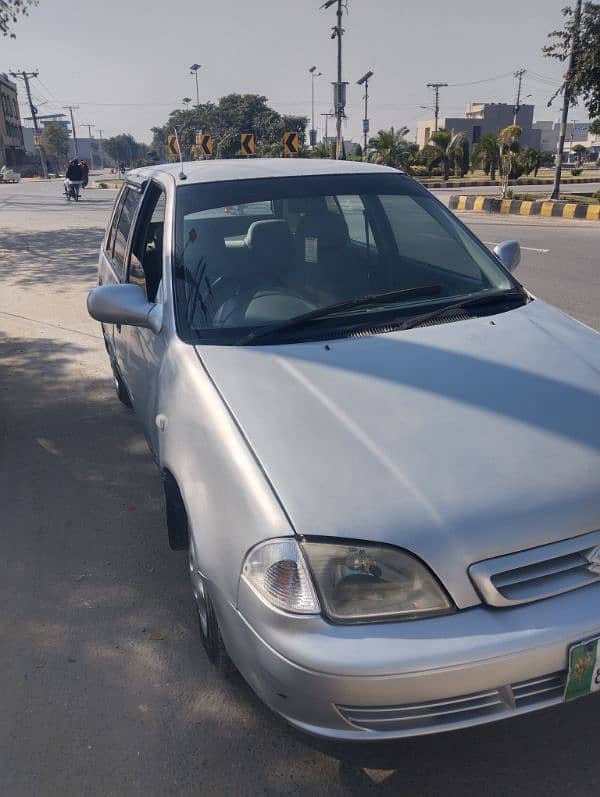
left=164, top=472, right=189, bottom=550
left=189, top=544, right=234, bottom=674
left=110, top=359, right=132, bottom=407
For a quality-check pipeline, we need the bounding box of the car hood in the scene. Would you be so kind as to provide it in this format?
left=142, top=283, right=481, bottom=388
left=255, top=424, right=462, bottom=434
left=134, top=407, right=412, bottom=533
left=197, top=300, right=600, bottom=607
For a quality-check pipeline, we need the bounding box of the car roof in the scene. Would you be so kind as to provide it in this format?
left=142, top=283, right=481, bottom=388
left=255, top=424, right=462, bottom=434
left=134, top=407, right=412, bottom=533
left=127, top=158, right=402, bottom=188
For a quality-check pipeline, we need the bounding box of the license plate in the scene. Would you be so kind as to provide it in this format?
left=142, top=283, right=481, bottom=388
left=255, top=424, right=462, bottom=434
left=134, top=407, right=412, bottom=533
left=565, top=637, right=600, bottom=702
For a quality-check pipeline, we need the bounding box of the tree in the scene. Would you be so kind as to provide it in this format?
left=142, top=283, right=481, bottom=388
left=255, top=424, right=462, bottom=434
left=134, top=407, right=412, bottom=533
left=516, top=147, right=543, bottom=177
left=368, top=127, right=412, bottom=170
left=151, top=94, right=307, bottom=160
left=1, top=0, right=37, bottom=37
left=544, top=2, right=600, bottom=120
left=449, top=133, right=470, bottom=178
left=590, top=118, right=600, bottom=136
left=428, top=129, right=453, bottom=180
left=572, top=143, right=587, bottom=164
left=498, top=125, right=522, bottom=198
left=41, top=123, right=69, bottom=169
left=103, top=134, right=147, bottom=166
left=472, top=133, right=500, bottom=180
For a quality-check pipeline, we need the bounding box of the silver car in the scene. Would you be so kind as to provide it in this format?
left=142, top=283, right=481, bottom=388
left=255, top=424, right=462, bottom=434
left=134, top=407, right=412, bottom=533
left=88, top=159, right=600, bottom=740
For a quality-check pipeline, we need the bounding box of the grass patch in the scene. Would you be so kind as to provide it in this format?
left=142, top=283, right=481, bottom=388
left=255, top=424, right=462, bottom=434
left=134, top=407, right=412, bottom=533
left=512, top=192, right=600, bottom=204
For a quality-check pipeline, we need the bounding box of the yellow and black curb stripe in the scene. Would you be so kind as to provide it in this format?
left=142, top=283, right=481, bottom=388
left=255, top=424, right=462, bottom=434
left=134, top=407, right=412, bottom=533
left=421, top=176, right=600, bottom=189
left=449, top=195, right=600, bottom=221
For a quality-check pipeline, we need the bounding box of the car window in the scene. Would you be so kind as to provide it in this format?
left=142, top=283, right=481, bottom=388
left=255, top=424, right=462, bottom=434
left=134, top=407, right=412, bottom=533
left=173, top=174, right=516, bottom=345
left=112, top=188, right=142, bottom=278
left=380, top=194, right=480, bottom=279
left=105, top=189, right=127, bottom=259
left=128, top=186, right=166, bottom=302
left=336, top=195, right=376, bottom=248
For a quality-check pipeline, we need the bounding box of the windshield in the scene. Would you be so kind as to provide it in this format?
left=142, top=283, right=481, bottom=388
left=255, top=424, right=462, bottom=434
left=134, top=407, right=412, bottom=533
left=173, top=173, right=518, bottom=344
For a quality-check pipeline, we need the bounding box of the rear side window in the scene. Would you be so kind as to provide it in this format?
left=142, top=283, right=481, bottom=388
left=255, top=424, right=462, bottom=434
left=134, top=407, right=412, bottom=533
left=112, top=188, right=142, bottom=277
left=105, top=189, right=126, bottom=257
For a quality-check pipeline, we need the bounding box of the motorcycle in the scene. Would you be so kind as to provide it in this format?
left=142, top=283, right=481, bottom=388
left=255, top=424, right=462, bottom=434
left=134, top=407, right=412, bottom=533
left=64, top=179, right=82, bottom=201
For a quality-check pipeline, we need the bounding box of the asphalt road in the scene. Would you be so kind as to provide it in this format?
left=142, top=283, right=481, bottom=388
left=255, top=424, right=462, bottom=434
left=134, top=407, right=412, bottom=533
left=1, top=177, right=599, bottom=797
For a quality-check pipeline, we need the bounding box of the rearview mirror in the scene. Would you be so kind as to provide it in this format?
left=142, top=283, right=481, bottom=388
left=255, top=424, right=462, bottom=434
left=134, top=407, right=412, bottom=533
left=493, top=240, right=521, bottom=272
left=87, top=284, right=163, bottom=333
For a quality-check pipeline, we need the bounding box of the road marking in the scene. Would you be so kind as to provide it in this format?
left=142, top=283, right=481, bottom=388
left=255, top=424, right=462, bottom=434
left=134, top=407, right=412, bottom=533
left=483, top=241, right=550, bottom=253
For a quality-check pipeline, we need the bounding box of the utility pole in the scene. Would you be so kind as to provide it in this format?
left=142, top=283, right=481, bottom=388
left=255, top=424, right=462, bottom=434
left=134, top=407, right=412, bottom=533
left=551, top=0, right=582, bottom=201
left=97, top=128, right=105, bottom=170
left=357, top=70, right=374, bottom=160
left=321, top=111, right=335, bottom=147
left=189, top=64, right=202, bottom=135
left=63, top=104, right=80, bottom=158
left=512, top=69, right=527, bottom=125
left=426, top=82, right=448, bottom=133
left=322, top=0, right=347, bottom=159
left=10, top=70, right=48, bottom=179
left=82, top=124, right=95, bottom=170
left=309, top=66, right=322, bottom=148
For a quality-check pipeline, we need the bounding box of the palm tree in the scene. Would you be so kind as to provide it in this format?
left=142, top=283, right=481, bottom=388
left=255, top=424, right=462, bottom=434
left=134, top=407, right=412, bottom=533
left=498, top=125, right=522, bottom=198
left=518, top=147, right=542, bottom=177
left=368, top=127, right=411, bottom=170
left=428, top=129, right=453, bottom=180
left=472, top=133, right=500, bottom=181
left=449, top=133, right=470, bottom=178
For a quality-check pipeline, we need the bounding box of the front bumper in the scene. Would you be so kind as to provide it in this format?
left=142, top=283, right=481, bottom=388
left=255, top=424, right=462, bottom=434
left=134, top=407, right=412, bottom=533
left=215, top=579, right=600, bottom=741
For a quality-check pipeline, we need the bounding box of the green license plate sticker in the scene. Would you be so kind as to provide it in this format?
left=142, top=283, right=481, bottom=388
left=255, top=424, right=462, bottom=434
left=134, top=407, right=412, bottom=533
left=565, top=638, right=600, bottom=702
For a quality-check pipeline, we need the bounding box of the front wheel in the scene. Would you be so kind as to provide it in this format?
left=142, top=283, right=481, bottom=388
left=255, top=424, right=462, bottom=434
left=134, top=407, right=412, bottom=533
left=189, top=544, right=234, bottom=674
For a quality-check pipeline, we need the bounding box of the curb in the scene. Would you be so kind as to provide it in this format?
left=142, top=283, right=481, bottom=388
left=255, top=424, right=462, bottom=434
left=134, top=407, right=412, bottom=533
left=420, top=176, right=600, bottom=189
left=449, top=195, right=600, bottom=221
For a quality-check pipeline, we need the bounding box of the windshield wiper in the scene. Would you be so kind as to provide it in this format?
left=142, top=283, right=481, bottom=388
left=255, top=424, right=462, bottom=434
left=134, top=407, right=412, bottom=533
left=398, top=289, right=527, bottom=332
left=239, top=285, right=442, bottom=345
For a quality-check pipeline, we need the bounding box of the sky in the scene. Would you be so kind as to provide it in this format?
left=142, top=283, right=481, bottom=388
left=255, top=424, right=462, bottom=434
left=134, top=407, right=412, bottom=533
left=3, top=0, right=574, bottom=145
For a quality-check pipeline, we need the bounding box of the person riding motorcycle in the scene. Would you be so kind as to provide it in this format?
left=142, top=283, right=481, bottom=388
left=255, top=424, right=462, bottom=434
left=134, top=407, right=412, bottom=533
left=64, top=159, right=83, bottom=199
left=79, top=160, right=89, bottom=188
left=66, top=159, right=83, bottom=182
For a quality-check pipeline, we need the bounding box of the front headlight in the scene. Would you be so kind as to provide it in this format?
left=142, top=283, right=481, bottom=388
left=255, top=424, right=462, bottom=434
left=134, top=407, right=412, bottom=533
left=302, top=541, right=453, bottom=623
left=241, top=538, right=453, bottom=623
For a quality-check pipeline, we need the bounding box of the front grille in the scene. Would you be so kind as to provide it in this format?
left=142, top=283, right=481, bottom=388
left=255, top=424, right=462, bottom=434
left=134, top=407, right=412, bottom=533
left=470, top=530, right=600, bottom=607
left=336, top=671, right=567, bottom=734
left=512, top=672, right=567, bottom=708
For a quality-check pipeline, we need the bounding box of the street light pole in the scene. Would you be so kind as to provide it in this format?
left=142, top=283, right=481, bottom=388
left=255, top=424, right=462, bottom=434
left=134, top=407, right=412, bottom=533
left=357, top=70, right=374, bottom=161
left=322, top=0, right=347, bottom=159
left=189, top=63, right=202, bottom=135
left=309, top=66, right=322, bottom=148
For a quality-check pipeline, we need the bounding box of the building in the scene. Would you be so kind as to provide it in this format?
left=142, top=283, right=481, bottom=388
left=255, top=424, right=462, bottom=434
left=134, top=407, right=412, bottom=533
left=0, top=73, right=25, bottom=166
left=417, top=102, right=541, bottom=150
left=23, top=126, right=115, bottom=169
left=533, top=120, right=592, bottom=159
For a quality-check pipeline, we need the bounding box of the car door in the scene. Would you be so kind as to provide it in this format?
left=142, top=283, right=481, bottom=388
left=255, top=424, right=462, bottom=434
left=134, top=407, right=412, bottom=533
left=98, top=187, right=129, bottom=356
left=113, top=181, right=168, bottom=459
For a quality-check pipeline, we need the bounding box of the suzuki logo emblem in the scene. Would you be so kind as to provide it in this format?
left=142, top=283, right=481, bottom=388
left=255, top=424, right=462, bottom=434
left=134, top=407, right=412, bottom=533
left=585, top=546, right=600, bottom=575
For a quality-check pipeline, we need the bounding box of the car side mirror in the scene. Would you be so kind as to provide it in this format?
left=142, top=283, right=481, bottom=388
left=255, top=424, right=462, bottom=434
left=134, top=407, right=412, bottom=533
left=494, top=240, right=521, bottom=273
left=87, top=284, right=163, bottom=334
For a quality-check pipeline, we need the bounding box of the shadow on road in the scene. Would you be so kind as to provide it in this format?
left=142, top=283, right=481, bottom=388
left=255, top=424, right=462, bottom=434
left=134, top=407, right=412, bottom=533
left=1, top=324, right=599, bottom=797
left=0, top=227, right=105, bottom=286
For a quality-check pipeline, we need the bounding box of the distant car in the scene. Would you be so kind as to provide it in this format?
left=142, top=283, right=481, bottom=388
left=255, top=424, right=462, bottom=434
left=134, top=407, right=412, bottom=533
left=88, top=159, right=600, bottom=741
left=0, top=167, right=20, bottom=183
